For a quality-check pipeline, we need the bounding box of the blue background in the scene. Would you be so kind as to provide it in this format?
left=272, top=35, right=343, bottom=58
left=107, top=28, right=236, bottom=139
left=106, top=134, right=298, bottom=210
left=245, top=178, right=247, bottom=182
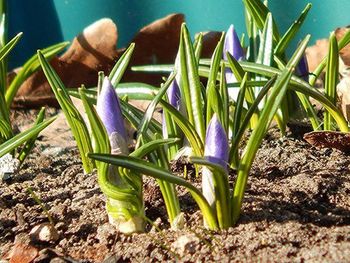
left=8, top=0, right=350, bottom=68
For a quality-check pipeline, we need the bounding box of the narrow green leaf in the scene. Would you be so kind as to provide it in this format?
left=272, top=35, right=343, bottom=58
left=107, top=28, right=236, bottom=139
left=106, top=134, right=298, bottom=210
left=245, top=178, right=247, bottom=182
left=232, top=35, right=310, bottom=224
left=0, top=116, right=56, bottom=158
left=0, top=32, right=22, bottom=62
left=89, top=153, right=218, bottom=230
left=310, top=29, right=350, bottom=85
left=109, top=43, right=135, bottom=87
left=243, top=0, right=280, bottom=42
left=275, top=3, right=312, bottom=56
left=18, top=107, right=45, bottom=163
left=6, top=42, right=69, bottom=107
left=160, top=99, right=204, bottom=156
left=38, top=50, right=94, bottom=173
left=136, top=73, right=176, bottom=147
left=178, top=24, right=205, bottom=141
left=324, top=33, right=339, bottom=130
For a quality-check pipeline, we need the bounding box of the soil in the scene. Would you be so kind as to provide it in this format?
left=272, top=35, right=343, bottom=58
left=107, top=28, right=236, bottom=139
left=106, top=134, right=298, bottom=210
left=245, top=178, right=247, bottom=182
left=1, top=109, right=350, bottom=262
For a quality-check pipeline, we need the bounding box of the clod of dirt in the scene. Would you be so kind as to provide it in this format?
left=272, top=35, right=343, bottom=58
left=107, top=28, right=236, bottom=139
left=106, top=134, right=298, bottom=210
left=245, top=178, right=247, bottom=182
left=29, top=223, right=59, bottom=243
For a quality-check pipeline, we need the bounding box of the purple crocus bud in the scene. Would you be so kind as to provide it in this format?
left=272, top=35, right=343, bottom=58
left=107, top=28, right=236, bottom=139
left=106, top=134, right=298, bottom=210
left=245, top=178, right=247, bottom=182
left=168, top=80, right=181, bottom=110
left=96, top=77, right=128, bottom=155
left=202, top=114, right=229, bottom=208
left=223, top=25, right=245, bottom=99
left=296, top=53, right=309, bottom=82
left=162, top=80, right=181, bottom=137
left=223, top=24, right=245, bottom=62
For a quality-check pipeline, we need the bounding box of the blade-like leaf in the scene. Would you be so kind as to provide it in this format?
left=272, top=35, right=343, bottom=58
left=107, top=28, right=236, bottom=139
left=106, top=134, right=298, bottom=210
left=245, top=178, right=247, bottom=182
left=89, top=153, right=218, bottom=230
left=0, top=116, right=56, bottom=158
left=232, top=35, right=310, bottom=224
left=243, top=0, right=280, bottom=42
left=275, top=3, right=312, bottom=56
left=109, top=43, right=135, bottom=87
left=6, top=42, right=69, bottom=107
left=38, top=50, right=94, bottom=173
left=18, top=107, right=45, bottom=163
left=324, top=32, right=339, bottom=130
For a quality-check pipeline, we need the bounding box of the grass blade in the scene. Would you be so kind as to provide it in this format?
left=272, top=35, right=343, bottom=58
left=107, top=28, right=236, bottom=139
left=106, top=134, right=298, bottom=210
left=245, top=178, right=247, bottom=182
left=275, top=3, right=312, bottom=57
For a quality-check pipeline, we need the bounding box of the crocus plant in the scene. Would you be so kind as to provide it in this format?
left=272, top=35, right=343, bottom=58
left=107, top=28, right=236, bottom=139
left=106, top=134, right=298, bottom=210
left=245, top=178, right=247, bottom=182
left=0, top=0, right=65, bottom=174
left=40, top=0, right=350, bottom=233
left=96, top=77, right=144, bottom=233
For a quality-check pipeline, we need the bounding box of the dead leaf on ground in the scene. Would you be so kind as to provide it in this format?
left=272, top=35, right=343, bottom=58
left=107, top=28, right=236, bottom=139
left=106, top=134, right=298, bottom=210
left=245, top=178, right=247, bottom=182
left=8, top=243, right=38, bottom=263
left=303, top=131, right=350, bottom=152
left=13, top=18, right=118, bottom=108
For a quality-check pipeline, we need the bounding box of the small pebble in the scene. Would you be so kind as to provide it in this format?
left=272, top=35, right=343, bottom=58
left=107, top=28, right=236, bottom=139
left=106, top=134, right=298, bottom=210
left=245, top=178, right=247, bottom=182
left=30, top=223, right=59, bottom=243
left=171, top=234, right=200, bottom=257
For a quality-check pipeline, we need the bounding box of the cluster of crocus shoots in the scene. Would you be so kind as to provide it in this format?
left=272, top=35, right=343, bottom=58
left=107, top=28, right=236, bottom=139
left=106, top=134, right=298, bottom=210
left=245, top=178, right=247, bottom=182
left=0, top=0, right=68, bottom=173
left=38, top=0, right=350, bottom=234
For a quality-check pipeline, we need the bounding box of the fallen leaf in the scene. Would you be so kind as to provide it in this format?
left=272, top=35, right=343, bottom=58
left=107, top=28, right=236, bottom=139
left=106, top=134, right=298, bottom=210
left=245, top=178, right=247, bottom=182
left=13, top=18, right=118, bottom=108
left=9, top=243, right=38, bottom=263
left=303, top=131, right=350, bottom=152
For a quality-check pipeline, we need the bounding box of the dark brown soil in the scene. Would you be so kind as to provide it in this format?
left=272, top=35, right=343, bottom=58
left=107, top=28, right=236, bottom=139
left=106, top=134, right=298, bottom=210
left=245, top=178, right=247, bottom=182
left=1, top=109, right=350, bottom=262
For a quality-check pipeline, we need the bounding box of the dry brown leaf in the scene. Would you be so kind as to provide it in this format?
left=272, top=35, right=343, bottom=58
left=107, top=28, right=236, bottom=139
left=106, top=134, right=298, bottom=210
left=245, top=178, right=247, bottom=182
left=9, top=243, right=38, bottom=263
left=13, top=18, right=118, bottom=108
left=304, top=131, right=350, bottom=152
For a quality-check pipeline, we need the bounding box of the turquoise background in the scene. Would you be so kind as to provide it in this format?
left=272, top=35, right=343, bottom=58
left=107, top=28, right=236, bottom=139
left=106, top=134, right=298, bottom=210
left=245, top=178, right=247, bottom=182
left=8, top=0, right=350, bottom=68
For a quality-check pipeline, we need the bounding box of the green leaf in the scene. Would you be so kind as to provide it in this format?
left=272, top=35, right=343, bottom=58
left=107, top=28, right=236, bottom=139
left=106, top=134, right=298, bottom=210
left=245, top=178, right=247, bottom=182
left=89, top=153, right=218, bottom=230
left=229, top=74, right=276, bottom=164
left=18, top=107, right=45, bottom=163
left=136, top=73, right=176, bottom=147
left=0, top=0, right=7, bottom=95
left=232, top=35, right=310, bottom=224
left=130, top=138, right=180, bottom=159
left=160, top=99, right=204, bottom=156
left=310, top=29, right=350, bottom=86
left=194, top=32, right=203, bottom=63
left=0, top=116, right=56, bottom=158
left=256, top=13, right=273, bottom=66
left=242, top=0, right=280, bottom=42
left=38, top=50, right=94, bottom=173
left=6, top=41, right=69, bottom=107
left=0, top=32, right=22, bottom=63
left=275, top=3, right=312, bottom=57
left=324, top=32, right=339, bottom=131
left=178, top=23, right=205, bottom=141
left=109, top=43, right=135, bottom=87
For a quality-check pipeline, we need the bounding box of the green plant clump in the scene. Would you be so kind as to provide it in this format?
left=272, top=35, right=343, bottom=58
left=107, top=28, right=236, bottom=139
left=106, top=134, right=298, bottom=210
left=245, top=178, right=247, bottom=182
left=40, top=0, right=350, bottom=232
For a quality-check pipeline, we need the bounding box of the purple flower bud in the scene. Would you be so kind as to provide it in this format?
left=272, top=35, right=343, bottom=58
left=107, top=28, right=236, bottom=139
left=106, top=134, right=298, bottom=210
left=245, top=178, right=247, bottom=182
left=202, top=114, right=229, bottom=208
left=223, top=25, right=245, bottom=98
left=296, top=53, right=309, bottom=82
left=223, top=24, right=245, bottom=62
left=204, top=114, right=229, bottom=169
left=96, top=77, right=128, bottom=154
left=167, top=80, right=181, bottom=110
left=163, top=80, right=181, bottom=137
